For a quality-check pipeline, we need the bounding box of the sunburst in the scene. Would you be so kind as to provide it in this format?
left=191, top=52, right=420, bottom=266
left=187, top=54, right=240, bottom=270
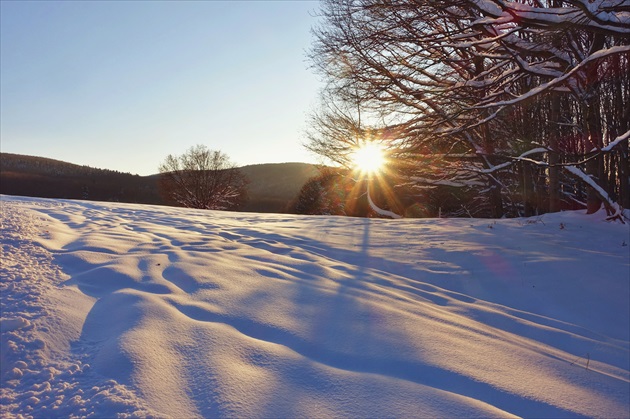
left=352, top=142, right=385, bottom=175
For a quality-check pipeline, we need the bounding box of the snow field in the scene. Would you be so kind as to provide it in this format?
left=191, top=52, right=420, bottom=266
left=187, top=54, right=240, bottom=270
left=1, top=199, right=154, bottom=417
left=1, top=195, right=628, bottom=418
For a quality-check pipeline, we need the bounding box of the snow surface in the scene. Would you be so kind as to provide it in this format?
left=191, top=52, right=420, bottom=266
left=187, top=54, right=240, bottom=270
left=1, top=195, right=629, bottom=418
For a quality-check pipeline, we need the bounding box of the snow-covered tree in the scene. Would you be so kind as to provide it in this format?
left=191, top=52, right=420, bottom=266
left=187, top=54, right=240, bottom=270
left=308, top=0, right=629, bottom=220
left=158, top=145, right=248, bottom=210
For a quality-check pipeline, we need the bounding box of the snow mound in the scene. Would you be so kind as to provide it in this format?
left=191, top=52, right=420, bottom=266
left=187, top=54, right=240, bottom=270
left=1, top=195, right=628, bottom=418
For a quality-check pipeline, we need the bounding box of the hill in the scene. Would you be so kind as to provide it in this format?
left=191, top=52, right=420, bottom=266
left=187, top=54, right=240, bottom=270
left=0, top=153, right=319, bottom=213
left=239, top=163, right=319, bottom=212
left=1, top=195, right=628, bottom=417
left=0, top=153, right=162, bottom=204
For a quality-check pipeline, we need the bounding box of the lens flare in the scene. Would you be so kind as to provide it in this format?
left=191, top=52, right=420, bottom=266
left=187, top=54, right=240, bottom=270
left=352, top=142, right=385, bottom=174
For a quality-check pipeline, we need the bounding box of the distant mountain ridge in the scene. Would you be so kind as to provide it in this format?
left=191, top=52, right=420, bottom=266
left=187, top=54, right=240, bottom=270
left=0, top=153, right=319, bottom=213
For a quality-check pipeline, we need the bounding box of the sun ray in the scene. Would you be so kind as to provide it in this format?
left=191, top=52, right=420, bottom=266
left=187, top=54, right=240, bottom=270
left=352, top=142, right=385, bottom=175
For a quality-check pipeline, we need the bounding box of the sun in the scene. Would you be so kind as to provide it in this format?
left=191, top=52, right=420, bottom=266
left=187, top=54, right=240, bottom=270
left=352, top=142, right=385, bottom=174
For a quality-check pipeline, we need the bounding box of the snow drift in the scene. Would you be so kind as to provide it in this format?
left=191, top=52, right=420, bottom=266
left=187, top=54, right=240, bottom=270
left=1, top=195, right=628, bottom=418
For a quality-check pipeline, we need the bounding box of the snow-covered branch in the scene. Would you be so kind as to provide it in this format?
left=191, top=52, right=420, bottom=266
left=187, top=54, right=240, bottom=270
left=471, top=0, right=630, bottom=34
left=367, top=189, right=402, bottom=219
left=602, top=129, right=630, bottom=152
left=478, top=45, right=630, bottom=110
left=564, top=165, right=625, bottom=222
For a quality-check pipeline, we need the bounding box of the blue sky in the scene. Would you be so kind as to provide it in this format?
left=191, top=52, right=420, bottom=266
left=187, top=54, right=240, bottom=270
left=1, top=0, right=322, bottom=175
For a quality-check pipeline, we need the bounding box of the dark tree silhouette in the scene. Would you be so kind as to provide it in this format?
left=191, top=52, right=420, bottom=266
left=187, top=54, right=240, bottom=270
left=158, top=145, right=248, bottom=210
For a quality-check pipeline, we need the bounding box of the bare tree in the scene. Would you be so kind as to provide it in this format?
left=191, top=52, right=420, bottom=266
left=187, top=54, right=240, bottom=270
left=308, top=0, right=629, bottom=220
left=158, top=145, right=248, bottom=210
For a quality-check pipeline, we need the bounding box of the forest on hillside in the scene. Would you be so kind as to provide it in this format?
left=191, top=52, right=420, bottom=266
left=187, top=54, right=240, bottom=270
left=0, top=153, right=161, bottom=204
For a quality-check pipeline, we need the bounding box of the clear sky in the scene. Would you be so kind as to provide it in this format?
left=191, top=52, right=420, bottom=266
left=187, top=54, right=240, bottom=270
left=1, top=0, right=323, bottom=175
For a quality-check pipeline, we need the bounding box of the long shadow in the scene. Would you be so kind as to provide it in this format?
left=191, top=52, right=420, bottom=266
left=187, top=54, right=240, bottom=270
left=171, top=299, right=580, bottom=418
left=221, top=223, right=622, bottom=356
left=231, top=220, right=580, bottom=417
left=34, top=201, right=620, bottom=417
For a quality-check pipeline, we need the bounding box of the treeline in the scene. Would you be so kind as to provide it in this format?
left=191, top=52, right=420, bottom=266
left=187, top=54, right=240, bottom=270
left=1, top=153, right=162, bottom=204
left=2, top=153, right=137, bottom=178
left=306, top=0, right=629, bottom=220
left=289, top=167, right=446, bottom=218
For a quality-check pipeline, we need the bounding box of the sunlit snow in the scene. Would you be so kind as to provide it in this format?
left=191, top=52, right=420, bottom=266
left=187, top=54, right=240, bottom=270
left=1, top=195, right=628, bottom=418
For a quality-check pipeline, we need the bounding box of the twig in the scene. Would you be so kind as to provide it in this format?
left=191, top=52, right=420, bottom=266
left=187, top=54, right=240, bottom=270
left=570, top=353, right=591, bottom=370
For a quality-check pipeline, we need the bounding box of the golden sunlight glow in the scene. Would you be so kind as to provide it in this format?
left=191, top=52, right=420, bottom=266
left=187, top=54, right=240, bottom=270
left=352, top=142, right=385, bottom=174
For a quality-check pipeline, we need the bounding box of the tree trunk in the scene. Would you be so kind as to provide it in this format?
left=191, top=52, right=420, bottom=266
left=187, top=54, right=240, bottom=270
left=584, top=34, right=606, bottom=214
left=522, top=162, right=535, bottom=217
left=620, top=141, right=630, bottom=210
left=549, top=94, right=561, bottom=212
left=613, top=52, right=630, bottom=209
left=474, top=55, right=504, bottom=218
left=584, top=107, right=604, bottom=214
